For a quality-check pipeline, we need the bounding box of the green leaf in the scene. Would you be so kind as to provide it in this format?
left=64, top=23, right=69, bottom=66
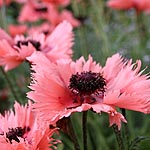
left=129, top=136, right=150, bottom=150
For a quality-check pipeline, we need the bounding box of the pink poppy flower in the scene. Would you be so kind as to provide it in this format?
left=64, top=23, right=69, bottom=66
left=28, top=53, right=150, bottom=129
left=28, top=52, right=150, bottom=129
left=41, top=0, right=70, bottom=6
left=15, top=0, right=27, bottom=4
left=27, top=22, right=54, bottom=35
left=0, top=28, right=35, bottom=71
left=18, top=0, right=49, bottom=23
left=0, top=0, right=11, bottom=7
left=59, top=10, right=81, bottom=27
left=0, top=101, right=58, bottom=150
left=18, top=0, right=80, bottom=28
left=45, top=8, right=80, bottom=28
left=0, top=21, right=73, bottom=71
left=107, top=0, right=133, bottom=10
left=8, top=24, right=27, bottom=37
left=0, top=28, right=36, bottom=72
left=107, top=0, right=150, bottom=13
left=16, top=20, right=74, bottom=62
left=0, top=39, right=35, bottom=71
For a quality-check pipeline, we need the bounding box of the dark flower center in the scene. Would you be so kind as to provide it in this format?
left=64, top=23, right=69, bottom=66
left=16, top=40, right=41, bottom=51
left=34, top=7, right=48, bottom=12
left=6, top=126, right=30, bottom=143
left=43, top=30, right=49, bottom=35
left=69, top=71, right=106, bottom=101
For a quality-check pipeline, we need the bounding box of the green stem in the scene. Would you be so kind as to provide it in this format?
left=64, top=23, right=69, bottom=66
left=135, top=12, right=147, bottom=51
left=82, top=111, right=88, bottom=150
left=0, top=0, right=7, bottom=30
left=112, top=124, right=124, bottom=150
left=67, top=117, right=80, bottom=150
left=0, top=67, right=19, bottom=101
left=122, top=109, right=129, bottom=150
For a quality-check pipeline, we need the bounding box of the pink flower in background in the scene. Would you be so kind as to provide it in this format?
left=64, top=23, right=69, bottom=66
left=41, top=0, right=70, bottom=6
left=8, top=24, right=27, bottom=37
left=107, top=0, right=150, bottom=13
left=107, top=0, right=133, bottom=10
left=0, top=37, right=34, bottom=71
left=0, top=28, right=35, bottom=71
left=0, top=21, right=73, bottom=71
left=0, top=101, right=57, bottom=150
left=18, top=0, right=80, bottom=28
left=15, top=0, right=27, bottom=4
left=40, top=20, right=74, bottom=62
left=18, top=20, right=74, bottom=62
left=18, top=0, right=48, bottom=23
left=59, top=10, right=81, bottom=27
left=45, top=8, right=80, bottom=27
left=0, top=0, right=11, bottom=7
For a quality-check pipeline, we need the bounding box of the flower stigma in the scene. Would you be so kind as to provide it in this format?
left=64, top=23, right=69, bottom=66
left=34, top=6, right=48, bottom=12
left=69, top=71, right=106, bottom=104
left=6, top=126, right=30, bottom=143
left=16, top=40, right=41, bottom=51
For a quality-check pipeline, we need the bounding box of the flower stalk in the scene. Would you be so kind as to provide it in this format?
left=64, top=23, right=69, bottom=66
left=0, top=0, right=7, bottom=30
left=82, top=111, right=88, bottom=150
left=112, top=124, right=124, bottom=150
left=67, top=117, right=80, bottom=150
left=135, top=12, right=147, bottom=49
left=0, top=67, right=19, bottom=101
left=122, top=109, right=129, bottom=150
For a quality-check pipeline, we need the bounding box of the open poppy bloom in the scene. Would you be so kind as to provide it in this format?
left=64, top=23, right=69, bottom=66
left=0, top=0, right=11, bottom=7
left=27, top=53, right=150, bottom=129
left=107, top=0, right=150, bottom=13
left=0, top=37, right=34, bottom=72
left=0, top=27, right=35, bottom=71
left=0, top=101, right=58, bottom=150
left=15, top=20, right=74, bottom=62
left=18, top=0, right=50, bottom=23
left=41, top=0, right=70, bottom=6
left=59, top=10, right=81, bottom=27
left=0, top=21, right=73, bottom=71
left=18, top=0, right=80, bottom=27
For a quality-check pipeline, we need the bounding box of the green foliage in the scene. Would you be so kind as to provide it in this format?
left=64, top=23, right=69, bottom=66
left=129, top=136, right=150, bottom=150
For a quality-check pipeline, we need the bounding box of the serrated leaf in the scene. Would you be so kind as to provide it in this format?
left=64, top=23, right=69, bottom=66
left=129, top=136, right=150, bottom=150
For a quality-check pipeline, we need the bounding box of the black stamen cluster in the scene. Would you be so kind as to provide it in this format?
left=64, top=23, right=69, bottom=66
left=6, top=126, right=30, bottom=143
left=16, top=40, right=41, bottom=51
left=43, top=30, right=49, bottom=35
left=35, top=7, right=48, bottom=12
left=69, top=71, right=106, bottom=96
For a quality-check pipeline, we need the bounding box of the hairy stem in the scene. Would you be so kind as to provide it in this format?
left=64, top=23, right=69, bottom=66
left=112, top=124, right=124, bottom=150
left=67, top=117, right=80, bottom=150
left=82, top=111, right=88, bottom=150
left=0, top=67, right=19, bottom=101
left=122, top=109, right=129, bottom=150
left=136, top=12, right=147, bottom=50
left=0, top=0, right=7, bottom=30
